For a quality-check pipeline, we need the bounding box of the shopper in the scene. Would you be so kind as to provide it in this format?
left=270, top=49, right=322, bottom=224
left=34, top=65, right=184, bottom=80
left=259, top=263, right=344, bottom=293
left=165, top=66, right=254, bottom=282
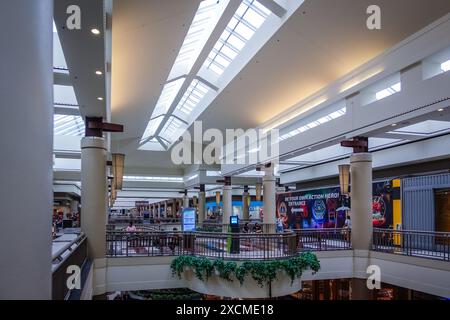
left=254, top=223, right=262, bottom=234
left=125, top=221, right=137, bottom=232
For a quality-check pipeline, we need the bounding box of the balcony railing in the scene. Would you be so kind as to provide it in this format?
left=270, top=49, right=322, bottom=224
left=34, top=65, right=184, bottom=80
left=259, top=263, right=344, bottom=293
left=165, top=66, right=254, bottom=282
left=106, top=228, right=351, bottom=260
left=52, top=232, right=87, bottom=300
left=373, top=228, right=450, bottom=261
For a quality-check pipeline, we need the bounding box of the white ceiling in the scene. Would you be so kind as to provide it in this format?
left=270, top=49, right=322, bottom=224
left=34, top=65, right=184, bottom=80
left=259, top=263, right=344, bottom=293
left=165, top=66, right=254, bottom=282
left=110, top=0, right=450, bottom=170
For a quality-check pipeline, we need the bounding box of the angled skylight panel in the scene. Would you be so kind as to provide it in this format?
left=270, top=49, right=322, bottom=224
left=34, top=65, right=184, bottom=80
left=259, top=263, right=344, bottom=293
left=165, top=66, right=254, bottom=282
left=53, top=21, right=68, bottom=71
left=138, top=138, right=166, bottom=151
left=151, top=78, right=185, bottom=118
left=174, top=79, right=210, bottom=121
left=54, top=85, right=78, bottom=106
left=140, top=117, right=164, bottom=143
left=159, top=116, right=188, bottom=145
left=204, top=0, right=270, bottom=76
left=171, top=0, right=228, bottom=76
left=441, top=59, right=450, bottom=72
left=54, top=115, right=85, bottom=136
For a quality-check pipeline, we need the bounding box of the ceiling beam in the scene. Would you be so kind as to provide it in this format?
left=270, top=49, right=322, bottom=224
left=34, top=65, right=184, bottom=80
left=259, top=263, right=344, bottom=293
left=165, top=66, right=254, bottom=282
left=54, top=72, right=72, bottom=86
left=258, top=0, right=287, bottom=18
left=54, top=104, right=80, bottom=116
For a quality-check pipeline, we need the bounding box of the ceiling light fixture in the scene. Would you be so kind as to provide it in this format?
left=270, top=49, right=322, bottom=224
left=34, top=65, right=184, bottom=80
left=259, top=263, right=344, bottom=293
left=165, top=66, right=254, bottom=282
left=438, top=108, right=444, bottom=112
left=91, top=28, right=101, bottom=35
left=97, top=97, right=103, bottom=101
left=391, top=123, right=397, bottom=127
left=95, top=70, right=103, bottom=75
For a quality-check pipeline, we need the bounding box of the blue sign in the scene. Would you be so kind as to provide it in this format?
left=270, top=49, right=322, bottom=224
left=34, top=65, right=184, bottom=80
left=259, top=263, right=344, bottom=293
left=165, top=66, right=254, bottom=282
left=182, top=208, right=196, bottom=231
left=230, top=216, right=239, bottom=225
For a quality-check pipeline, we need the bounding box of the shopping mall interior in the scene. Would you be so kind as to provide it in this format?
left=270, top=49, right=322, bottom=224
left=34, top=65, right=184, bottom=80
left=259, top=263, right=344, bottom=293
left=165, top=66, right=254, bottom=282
left=1, top=0, right=450, bottom=301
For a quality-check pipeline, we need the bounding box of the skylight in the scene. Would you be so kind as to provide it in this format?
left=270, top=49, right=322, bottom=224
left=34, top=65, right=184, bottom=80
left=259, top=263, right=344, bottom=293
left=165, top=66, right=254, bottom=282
left=54, top=115, right=85, bottom=136
left=139, top=0, right=290, bottom=152
left=203, top=0, right=270, bottom=75
left=138, top=138, right=167, bottom=151
left=279, top=107, right=347, bottom=141
left=54, top=85, right=78, bottom=106
left=53, top=21, right=67, bottom=70
left=171, top=0, right=226, bottom=75
left=174, top=79, right=211, bottom=122
left=441, top=59, right=450, bottom=72
left=375, top=82, right=401, bottom=100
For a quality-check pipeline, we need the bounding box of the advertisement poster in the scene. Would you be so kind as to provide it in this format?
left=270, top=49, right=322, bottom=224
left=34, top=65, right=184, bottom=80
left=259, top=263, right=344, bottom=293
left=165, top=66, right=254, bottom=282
left=276, top=187, right=343, bottom=229
left=276, top=181, right=393, bottom=229
left=372, top=181, right=393, bottom=228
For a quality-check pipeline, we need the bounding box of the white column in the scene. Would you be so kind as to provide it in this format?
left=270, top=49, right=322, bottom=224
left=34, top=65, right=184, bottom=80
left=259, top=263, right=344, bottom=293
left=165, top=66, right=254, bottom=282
left=242, top=188, right=250, bottom=220
left=350, top=153, right=373, bottom=300
left=183, top=195, right=190, bottom=209
left=263, top=167, right=277, bottom=233
left=71, top=200, right=79, bottom=213
left=164, top=201, right=167, bottom=218
left=0, top=0, right=53, bottom=299
left=222, top=185, right=232, bottom=232
left=350, top=153, right=373, bottom=250
left=81, top=137, right=107, bottom=260
left=198, top=191, right=206, bottom=224
left=157, top=203, right=161, bottom=218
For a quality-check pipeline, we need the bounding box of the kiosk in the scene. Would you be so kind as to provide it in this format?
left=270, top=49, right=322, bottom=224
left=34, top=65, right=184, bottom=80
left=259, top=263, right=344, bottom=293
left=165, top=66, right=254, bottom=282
left=229, top=215, right=240, bottom=254
left=182, top=207, right=196, bottom=252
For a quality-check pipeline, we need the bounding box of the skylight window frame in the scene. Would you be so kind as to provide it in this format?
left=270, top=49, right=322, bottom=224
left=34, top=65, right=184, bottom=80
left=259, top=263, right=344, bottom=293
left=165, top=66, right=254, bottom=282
left=278, top=106, right=347, bottom=142
left=375, top=82, right=401, bottom=101
left=54, top=115, right=85, bottom=137
left=203, top=0, right=270, bottom=76
left=441, top=59, right=450, bottom=72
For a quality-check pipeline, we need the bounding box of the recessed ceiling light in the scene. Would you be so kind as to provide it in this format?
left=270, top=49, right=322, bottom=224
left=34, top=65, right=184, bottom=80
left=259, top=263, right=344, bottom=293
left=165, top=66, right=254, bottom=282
left=438, top=108, right=444, bottom=112
left=95, top=70, right=103, bottom=75
left=391, top=123, right=397, bottom=127
left=97, top=97, right=103, bottom=101
left=91, top=28, right=100, bottom=35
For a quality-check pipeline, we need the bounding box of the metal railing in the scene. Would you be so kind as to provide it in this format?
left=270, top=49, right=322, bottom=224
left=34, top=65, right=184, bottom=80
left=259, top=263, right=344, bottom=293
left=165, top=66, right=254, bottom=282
left=108, top=216, right=181, bottom=225
left=373, top=228, right=450, bottom=261
left=52, top=232, right=87, bottom=300
left=197, top=221, right=273, bottom=233
left=106, top=228, right=351, bottom=260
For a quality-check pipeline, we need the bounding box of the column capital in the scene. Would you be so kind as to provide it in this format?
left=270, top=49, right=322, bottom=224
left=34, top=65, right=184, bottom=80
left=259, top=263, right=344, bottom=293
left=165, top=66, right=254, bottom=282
left=81, top=136, right=107, bottom=150
left=350, top=152, right=372, bottom=163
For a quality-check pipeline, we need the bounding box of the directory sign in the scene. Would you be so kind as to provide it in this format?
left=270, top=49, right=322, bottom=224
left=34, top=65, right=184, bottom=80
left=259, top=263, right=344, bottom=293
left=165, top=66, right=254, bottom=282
left=182, top=207, right=196, bottom=232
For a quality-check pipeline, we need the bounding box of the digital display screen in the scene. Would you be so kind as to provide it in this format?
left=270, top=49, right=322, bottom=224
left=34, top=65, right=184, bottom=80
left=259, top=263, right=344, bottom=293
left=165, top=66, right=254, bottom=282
left=230, top=216, right=239, bottom=225
left=183, top=208, right=196, bottom=232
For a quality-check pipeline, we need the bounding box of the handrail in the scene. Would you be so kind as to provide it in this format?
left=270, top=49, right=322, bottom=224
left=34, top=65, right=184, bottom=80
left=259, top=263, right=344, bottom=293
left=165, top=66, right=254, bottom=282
left=374, top=227, right=450, bottom=236
left=52, top=233, right=88, bottom=300
left=106, top=228, right=351, bottom=259
left=52, top=232, right=86, bottom=263
left=373, top=228, right=450, bottom=261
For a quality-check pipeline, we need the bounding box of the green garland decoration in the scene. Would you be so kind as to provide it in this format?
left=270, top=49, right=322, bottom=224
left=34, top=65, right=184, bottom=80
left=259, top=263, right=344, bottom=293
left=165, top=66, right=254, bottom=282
left=170, top=252, right=320, bottom=288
